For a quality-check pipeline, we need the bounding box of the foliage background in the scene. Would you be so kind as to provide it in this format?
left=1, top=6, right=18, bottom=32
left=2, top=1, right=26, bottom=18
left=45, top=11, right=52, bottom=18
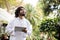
left=0, top=0, right=60, bottom=40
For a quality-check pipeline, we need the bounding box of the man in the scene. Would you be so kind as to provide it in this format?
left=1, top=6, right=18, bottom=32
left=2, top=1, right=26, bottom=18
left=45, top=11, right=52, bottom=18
left=5, top=6, right=32, bottom=40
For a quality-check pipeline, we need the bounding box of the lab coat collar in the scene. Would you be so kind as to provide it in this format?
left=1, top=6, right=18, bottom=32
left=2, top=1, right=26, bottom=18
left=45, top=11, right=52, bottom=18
left=17, top=17, right=25, bottom=20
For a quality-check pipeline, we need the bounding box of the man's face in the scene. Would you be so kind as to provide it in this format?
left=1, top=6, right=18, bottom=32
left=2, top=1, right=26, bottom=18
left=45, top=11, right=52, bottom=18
left=19, top=8, right=26, bottom=16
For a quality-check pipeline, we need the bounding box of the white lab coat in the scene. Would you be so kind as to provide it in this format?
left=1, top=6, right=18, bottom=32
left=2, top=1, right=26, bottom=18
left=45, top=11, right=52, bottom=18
left=5, top=17, right=32, bottom=40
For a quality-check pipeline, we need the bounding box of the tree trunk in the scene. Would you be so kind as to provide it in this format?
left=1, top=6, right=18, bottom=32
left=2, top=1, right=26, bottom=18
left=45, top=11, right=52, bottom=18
left=3, top=0, right=10, bottom=12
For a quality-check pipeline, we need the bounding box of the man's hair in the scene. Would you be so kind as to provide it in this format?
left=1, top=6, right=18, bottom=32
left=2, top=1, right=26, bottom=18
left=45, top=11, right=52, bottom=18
left=15, top=6, right=24, bottom=17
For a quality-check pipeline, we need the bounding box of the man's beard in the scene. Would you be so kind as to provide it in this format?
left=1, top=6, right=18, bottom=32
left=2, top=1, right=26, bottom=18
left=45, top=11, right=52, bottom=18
left=19, top=13, right=25, bottom=16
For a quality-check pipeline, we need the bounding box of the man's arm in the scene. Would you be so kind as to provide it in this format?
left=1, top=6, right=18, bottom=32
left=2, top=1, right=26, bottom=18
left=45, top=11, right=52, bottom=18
left=5, top=21, right=14, bottom=36
left=26, top=20, right=32, bottom=36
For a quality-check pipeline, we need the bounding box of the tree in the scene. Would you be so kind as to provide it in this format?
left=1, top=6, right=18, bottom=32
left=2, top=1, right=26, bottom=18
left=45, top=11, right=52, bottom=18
left=0, top=0, right=23, bottom=12
left=37, top=0, right=60, bottom=16
left=39, top=18, right=58, bottom=40
left=24, top=4, right=41, bottom=40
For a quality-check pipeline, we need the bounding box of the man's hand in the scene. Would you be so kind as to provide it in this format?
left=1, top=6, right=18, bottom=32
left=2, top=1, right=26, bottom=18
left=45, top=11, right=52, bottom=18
left=22, top=28, right=27, bottom=33
left=4, top=35, right=8, bottom=39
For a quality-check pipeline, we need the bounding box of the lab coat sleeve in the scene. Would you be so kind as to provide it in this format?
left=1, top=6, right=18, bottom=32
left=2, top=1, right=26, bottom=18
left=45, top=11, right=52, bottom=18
left=27, top=20, right=32, bottom=36
left=5, top=21, right=14, bottom=35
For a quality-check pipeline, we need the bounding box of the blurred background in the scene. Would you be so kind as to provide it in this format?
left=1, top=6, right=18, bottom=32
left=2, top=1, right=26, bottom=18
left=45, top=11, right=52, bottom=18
left=0, top=0, right=60, bottom=40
